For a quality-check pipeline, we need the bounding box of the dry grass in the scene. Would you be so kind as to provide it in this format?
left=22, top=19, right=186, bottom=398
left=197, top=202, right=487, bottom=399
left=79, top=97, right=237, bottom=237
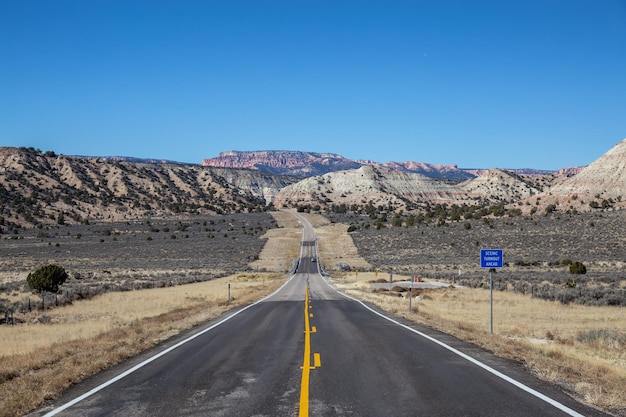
left=333, top=271, right=626, bottom=415
left=249, top=211, right=303, bottom=272
left=2, top=210, right=624, bottom=416
left=0, top=273, right=287, bottom=417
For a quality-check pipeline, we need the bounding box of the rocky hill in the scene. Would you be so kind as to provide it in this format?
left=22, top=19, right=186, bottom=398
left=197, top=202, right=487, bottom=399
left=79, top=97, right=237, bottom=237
left=273, top=165, right=468, bottom=211
left=461, top=168, right=542, bottom=201
left=546, top=139, right=626, bottom=205
left=202, top=150, right=566, bottom=182
left=368, top=161, right=475, bottom=182
left=0, top=147, right=295, bottom=230
left=202, top=150, right=361, bottom=177
left=273, top=136, right=626, bottom=214
left=274, top=165, right=547, bottom=211
left=203, top=150, right=480, bottom=180
left=2, top=138, right=624, bottom=231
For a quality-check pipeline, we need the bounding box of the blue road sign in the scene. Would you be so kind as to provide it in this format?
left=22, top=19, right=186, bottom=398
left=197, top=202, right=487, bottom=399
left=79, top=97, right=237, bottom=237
left=480, top=249, right=503, bottom=268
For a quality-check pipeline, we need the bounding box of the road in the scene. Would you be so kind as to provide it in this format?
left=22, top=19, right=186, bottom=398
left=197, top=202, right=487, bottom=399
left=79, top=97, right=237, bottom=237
left=32, top=213, right=608, bottom=417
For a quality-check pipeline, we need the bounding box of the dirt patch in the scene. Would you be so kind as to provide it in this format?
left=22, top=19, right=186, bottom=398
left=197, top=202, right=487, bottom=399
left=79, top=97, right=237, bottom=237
left=249, top=211, right=302, bottom=272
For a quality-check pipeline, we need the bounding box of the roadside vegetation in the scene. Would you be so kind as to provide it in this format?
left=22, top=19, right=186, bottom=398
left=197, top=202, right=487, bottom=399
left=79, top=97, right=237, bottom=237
left=326, top=209, right=626, bottom=307
left=0, top=273, right=286, bottom=417
left=303, top=211, right=625, bottom=416
left=0, top=213, right=278, bottom=318
left=0, top=208, right=624, bottom=416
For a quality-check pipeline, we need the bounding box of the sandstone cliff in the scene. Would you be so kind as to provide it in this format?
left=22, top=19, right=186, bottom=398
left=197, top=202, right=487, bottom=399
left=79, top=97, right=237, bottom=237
left=202, top=150, right=361, bottom=176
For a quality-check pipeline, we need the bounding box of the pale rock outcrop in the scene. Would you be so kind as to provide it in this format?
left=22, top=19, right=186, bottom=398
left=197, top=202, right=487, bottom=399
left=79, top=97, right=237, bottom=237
left=547, top=139, right=626, bottom=201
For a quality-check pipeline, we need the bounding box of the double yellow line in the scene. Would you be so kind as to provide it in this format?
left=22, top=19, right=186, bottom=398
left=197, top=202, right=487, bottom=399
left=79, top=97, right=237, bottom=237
left=299, top=286, right=321, bottom=417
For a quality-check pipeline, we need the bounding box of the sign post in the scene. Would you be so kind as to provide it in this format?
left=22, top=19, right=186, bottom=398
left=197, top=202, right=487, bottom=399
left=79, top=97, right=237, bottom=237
left=480, top=249, right=503, bottom=334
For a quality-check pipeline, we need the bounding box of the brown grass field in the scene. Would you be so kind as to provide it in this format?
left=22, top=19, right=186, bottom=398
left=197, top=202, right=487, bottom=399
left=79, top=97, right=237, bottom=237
left=0, top=210, right=624, bottom=416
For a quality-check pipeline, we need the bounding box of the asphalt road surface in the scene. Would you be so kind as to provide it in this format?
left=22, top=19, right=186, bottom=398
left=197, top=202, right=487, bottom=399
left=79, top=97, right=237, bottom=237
left=31, top=214, right=609, bottom=417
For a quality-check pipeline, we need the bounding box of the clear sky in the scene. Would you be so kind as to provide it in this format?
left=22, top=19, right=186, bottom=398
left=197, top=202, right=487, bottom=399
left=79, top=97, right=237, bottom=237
left=1, top=1, right=625, bottom=170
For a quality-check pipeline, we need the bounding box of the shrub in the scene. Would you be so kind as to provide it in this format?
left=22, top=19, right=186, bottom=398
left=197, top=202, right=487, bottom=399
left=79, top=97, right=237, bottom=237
left=27, top=264, right=68, bottom=293
left=577, top=329, right=626, bottom=349
left=569, top=261, right=587, bottom=275
left=347, top=225, right=357, bottom=233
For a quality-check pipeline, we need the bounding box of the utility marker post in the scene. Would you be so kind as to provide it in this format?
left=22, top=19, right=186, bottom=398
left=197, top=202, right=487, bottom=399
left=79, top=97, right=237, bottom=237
left=480, top=249, right=503, bottom=334
left=409, top=274, right=414, bottom=313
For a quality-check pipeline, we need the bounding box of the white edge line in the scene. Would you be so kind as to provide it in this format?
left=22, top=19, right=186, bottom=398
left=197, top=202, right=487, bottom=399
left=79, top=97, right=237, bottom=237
left=42, top=274, right=297, bottom=417
left=318, top=274, right=586, bottom=417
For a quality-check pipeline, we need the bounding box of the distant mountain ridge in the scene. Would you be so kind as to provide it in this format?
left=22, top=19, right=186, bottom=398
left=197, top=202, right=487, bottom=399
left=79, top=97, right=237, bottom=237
left=1, top=139, right=623, bottom=230
left=202, top=150, right=361, bottom=177
left=202, top=150, right=564, bottom=181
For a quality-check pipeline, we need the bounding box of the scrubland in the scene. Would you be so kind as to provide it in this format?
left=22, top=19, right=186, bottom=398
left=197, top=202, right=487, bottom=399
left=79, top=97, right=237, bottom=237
left=1, top=209, right=625, bottom=416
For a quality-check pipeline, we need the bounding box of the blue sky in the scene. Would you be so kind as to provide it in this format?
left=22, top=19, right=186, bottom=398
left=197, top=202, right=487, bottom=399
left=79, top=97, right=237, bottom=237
left=1, top=1, right=625, bottom=170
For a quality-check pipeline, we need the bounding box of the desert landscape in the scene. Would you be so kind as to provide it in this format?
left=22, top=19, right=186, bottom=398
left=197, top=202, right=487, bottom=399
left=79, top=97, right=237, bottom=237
left=0, top=208, right=624, bottom=416
left=0, top=142, right=625, bottom=416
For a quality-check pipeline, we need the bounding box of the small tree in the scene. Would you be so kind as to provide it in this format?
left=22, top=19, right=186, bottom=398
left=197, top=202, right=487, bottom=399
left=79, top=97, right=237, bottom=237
left=392, top=215, right=403, bottom=227
left=27, top=264, right=68, bottom=293
left=569, top=261, right=587, bottom=275
left=545, top=204, right=557, bottom=215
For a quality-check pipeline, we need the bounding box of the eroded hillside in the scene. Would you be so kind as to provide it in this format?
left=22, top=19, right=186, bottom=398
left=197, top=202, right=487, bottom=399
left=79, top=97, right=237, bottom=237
left=0, top=147, right=295, bottom=230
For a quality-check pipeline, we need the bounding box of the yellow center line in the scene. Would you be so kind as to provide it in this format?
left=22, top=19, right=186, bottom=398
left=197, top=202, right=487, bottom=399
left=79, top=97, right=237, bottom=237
left=299, top=286, right=312, bottom=417
left=313, top=353, right=321, bottom=368
left=299, top=285, right=322, bottom=417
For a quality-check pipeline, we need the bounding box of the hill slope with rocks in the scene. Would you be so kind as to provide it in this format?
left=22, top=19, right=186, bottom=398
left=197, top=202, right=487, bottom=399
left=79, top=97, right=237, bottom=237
left=2, top=138, right=624, bottom=232
left=202, top=150, right=566, bottom=182
left=273, top=165, right=468, bottom=211
left=0, top=147, right=296, bottom=230
left=274, top=166, right=549, bottom=211
left=544, top=139, right=626, bottom=207
left=202, top=150, right=362, bottom=177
